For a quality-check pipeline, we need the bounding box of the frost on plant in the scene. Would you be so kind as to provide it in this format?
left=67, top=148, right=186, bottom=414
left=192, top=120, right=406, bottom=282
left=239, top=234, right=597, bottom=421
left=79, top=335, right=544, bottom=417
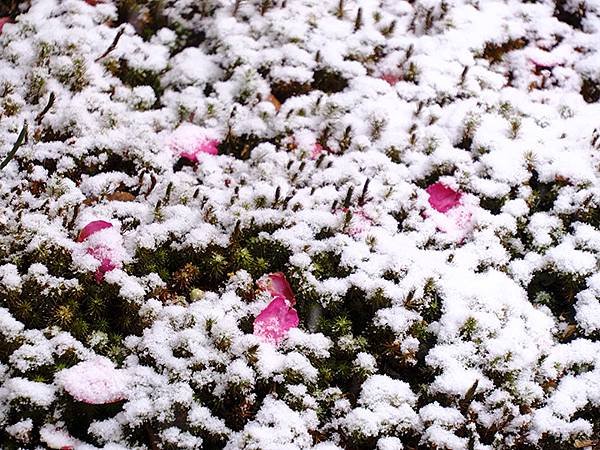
left=1, top=0, right=600, bottom=448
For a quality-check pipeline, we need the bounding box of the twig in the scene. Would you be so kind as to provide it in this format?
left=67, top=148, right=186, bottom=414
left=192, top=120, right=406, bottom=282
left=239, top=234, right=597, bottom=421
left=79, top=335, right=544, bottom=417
left=459, top=379, right=479, bottom=414
left=358, top=178, right=370, bottom=205
left=0, top=122, right=28, bottom=171
left=95, top=27, right=125, bottom=63
left=336, top=0, right=344, bottom=18
left=343, top=185, right=354, bottom=208
left=353, top=7, right=363, bottom=32
left=35, top=92, right=56, bottom=125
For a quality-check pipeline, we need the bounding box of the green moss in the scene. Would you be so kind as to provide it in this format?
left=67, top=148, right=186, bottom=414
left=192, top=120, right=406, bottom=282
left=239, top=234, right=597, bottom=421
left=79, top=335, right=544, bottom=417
left=107, top=58, right=163, bottom=104
left=460, top=317, right=478, bottom=340
left=312, top=68, right=348, bottom=94
left=480, top=195, right=507, bottom=214
left=311, top=251, right=350, bottom=281
left=218, top=133, right=272, bottom=160
left=56, top=57, right=89, bottom=92
left=403, top=61, right=420, bottom=83
left=26, top=69, right=47, bottom=104
left=527, top=269, right=586, bottom=322
left=527, top=169, right=560, bottom=213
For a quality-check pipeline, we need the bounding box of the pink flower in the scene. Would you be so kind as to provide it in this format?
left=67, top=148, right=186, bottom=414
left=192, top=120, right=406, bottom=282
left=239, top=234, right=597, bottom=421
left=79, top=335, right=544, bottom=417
left=254, top=272, right=299, bottom=344
left=76, top=221, right=121, bottom=281
left=169, top=123, right=219, bottom=163
left=77, top=220, right=113, bottom=242
left=423, top=183, right=474, bottom=242
left=381, top=73, right=400, bottom=86
left=426, top=182, right=462, bottom=213
left=0, top=17, right=11, bottom=33
left=253, top=296, right=299, bottom=345
left=257, top=272, right=296, bottom=305
left=57, top=357, right=129, bottom=404
left=311, top=143, right=324, bottom=159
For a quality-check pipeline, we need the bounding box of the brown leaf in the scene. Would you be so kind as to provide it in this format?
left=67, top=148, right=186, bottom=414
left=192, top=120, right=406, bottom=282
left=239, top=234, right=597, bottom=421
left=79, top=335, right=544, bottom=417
left=267, top=94, right=282, bottom=112
left=106, top=191, right=135, bottom=202
left=560, top=323, right=577, bottom=340
left=83, top=196, right=97, bottom=206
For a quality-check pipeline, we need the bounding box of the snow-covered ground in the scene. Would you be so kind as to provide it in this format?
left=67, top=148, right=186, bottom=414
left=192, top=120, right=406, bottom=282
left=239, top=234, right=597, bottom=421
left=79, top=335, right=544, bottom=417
left=1, top=0, right=600, bottom=448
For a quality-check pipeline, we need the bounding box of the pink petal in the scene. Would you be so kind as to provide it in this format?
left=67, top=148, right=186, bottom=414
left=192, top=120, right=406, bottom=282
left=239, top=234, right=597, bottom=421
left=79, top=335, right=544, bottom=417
left=95, top=257, right=118, bottom=282
left=86, top=246, right=120, bottom=282
left=198, top=139, right=220, bottom=155
left=311, top=143, right=324, bottom=160
left=258, top=272, right=296, bottom=305
left=170, top=124, right=219, bottom=163
left=77, top=220, right=113, bottom=242
left=0, top=17, right=11, bottom=34
left=253, top=296, right=299, bottom=345
left=381, top=73, right=400, bottom=86
left=426, top=182, right=462, bottom=213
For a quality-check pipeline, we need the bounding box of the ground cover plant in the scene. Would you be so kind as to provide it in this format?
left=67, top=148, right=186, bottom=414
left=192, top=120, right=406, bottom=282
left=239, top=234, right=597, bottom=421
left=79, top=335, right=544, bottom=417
left=1, top=0, right=600, bottom=448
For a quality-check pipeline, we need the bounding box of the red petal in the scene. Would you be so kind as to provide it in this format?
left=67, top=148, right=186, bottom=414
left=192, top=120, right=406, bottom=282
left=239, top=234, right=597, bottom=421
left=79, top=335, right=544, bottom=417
left=77, top=220, right=113, bottom=242
left=0, top=18, right=11, bottom=34
left=258, top=272, right=296, bottom=305
left=426, top=182, right=462, bottom=213
left=253, top=296, right=299, bottom=345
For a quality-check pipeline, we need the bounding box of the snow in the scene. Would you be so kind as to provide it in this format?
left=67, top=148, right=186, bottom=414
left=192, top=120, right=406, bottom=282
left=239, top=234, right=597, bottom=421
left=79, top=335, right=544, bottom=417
left=56, top=357, right=129, bottom=404
left=1, top=0, right=600, bottom=447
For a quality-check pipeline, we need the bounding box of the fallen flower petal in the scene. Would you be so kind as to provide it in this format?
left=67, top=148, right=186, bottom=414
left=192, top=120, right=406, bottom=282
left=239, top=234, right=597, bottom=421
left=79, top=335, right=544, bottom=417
left=0, top=17, right=11, bottom=34
left=76, top=223, right=122, bottom=281
left=253, top=296, right=299, bottom=345
left=426, top=182, right=462, bottom=213
left=77, top=220, right=113, bottom=242
left=86, top=246, right=120, bottom=282
left=258, top=272, right=296, bottom=305
left=311, top=142, right=324, bottom=159
left=169, top=123, right=219, bottom=163
left=381, top=73, right=400, bottom=86
left=39, top=424, right=78, bottom=450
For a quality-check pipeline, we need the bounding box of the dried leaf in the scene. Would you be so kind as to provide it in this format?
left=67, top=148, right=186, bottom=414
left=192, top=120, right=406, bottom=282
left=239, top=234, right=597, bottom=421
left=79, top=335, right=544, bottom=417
left=267, top=94, right=281, bottom=112
left=106, top=191, right=136, bottom=202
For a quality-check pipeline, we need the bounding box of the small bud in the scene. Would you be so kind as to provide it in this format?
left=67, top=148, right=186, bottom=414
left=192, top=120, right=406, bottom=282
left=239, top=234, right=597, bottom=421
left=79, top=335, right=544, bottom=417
left=190, top=288, right=205, bottom=301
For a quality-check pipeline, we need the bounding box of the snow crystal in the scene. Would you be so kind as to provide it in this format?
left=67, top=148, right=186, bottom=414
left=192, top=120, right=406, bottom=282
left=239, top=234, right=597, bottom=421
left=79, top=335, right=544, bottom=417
left=56, top=357, right=129, bottom=404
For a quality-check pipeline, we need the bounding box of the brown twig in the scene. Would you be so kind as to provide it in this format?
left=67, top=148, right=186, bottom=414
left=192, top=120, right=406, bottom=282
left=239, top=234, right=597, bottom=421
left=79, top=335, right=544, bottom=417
left=0, top=121, right=27, bottom=171
left=95, top=27, right=125, bottom=63
left=35, top=92, right=55, bottom=124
